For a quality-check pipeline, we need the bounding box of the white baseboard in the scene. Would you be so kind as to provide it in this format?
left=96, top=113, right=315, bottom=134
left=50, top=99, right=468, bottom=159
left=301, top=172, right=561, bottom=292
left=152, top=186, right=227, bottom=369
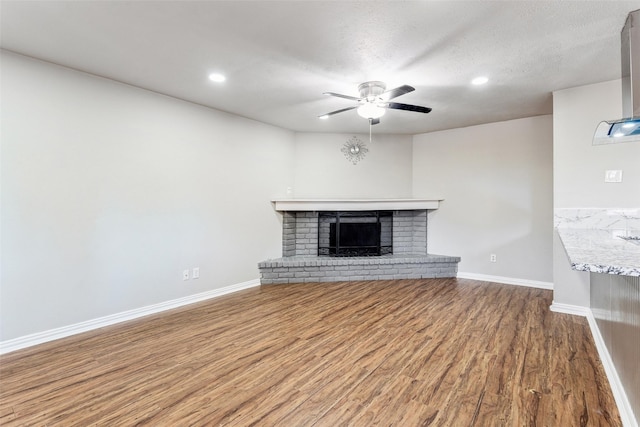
left=549, top=302, right=638, bottom=426
left=0, top=279, right=260, bottom=355
left=585, top=310, right=638, bottom=427
left=549, top=301, right=591, bottom=316
left=456, top=272, right=553, bottom=290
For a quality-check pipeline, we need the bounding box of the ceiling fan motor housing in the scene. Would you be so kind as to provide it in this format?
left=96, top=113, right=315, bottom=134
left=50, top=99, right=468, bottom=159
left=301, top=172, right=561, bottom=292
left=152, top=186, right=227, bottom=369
left=358, top=81, right=386, bottom=101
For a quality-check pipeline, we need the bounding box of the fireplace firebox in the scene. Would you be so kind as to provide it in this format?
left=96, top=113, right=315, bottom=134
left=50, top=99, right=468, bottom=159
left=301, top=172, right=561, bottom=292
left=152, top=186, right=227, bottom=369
left=318, top=211, right=392, bottom=257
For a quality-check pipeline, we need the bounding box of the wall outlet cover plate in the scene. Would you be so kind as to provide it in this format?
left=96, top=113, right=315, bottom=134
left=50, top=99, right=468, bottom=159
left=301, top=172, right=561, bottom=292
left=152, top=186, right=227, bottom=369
left=604, top=170, right=623, bottom=183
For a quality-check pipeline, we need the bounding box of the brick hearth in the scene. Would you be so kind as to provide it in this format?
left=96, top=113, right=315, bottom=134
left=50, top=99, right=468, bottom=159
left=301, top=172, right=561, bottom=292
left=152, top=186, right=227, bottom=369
left=258, top=254, right=460, bottom=284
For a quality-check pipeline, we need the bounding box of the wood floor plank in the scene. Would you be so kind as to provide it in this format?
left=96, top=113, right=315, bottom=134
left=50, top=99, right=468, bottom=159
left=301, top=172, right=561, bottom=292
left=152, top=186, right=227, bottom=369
left=0, top=278, right=622, bottom=426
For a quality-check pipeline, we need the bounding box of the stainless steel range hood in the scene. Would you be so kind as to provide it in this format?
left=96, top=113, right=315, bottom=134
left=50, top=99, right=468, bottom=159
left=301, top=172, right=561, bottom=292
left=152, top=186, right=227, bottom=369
left=593, top=9, right=640, bottom=145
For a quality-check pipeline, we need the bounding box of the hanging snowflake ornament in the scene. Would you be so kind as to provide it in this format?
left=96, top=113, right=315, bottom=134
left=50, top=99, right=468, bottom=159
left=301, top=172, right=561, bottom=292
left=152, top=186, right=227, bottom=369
left=341, top=136, right=368, bottom=165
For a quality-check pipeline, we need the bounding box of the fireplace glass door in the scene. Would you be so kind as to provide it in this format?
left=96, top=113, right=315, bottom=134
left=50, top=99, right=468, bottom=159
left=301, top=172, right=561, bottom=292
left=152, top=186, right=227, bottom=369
left=318, top=211, right=392, bottom=257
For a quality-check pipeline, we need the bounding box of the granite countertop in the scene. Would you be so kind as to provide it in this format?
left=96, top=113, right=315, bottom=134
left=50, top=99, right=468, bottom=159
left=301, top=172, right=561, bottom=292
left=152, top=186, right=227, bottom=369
left=556, top=228, right=640, bottom=277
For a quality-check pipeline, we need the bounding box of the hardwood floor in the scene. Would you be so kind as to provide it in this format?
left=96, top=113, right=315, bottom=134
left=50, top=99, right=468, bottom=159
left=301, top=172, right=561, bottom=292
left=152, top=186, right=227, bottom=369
left=0, top=278, right=621, bottom=426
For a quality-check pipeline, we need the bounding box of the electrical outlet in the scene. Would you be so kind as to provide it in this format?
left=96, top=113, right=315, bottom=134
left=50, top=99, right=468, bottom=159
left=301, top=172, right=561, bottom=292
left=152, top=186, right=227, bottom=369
left=193, top=267, right=200, bottom=279
left=183, top=269, right=189, bottom=281
left=490, top=254, right=497, bottom=263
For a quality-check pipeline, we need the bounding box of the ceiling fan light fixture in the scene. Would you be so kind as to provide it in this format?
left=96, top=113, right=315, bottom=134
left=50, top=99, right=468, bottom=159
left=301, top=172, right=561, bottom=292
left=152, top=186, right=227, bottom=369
left=357, top=103, right=386, bottom=119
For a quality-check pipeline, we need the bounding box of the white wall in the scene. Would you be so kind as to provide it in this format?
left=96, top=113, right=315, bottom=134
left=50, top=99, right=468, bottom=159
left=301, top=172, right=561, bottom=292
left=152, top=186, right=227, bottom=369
left=293, top=133, right=413, bottom=198
left=552, top=80, right=640, bottom=307
left=554, top=80, right=640, bottom=208
left=1, top=52, right=295, bottom=341
left=412, top=116, right=554, bottom=283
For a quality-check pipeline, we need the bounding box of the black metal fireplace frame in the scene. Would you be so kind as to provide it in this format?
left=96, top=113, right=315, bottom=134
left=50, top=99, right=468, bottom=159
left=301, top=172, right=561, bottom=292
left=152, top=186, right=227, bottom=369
left=318, top=211, right=392, bottom=257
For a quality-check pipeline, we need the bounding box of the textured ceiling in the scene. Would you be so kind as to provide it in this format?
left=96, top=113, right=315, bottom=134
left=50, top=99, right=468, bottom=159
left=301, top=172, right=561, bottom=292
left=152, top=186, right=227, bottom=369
left=2, top=1, right=639, bottom=134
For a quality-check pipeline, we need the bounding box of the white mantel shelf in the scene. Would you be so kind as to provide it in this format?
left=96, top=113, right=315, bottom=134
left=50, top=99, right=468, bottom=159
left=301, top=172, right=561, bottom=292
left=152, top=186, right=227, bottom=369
left=271, top=198, right=442, bottom=212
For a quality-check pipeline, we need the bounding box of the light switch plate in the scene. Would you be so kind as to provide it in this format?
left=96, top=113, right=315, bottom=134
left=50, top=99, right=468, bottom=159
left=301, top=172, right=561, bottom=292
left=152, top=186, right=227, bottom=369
left=604, top=170, right=623, bottom=183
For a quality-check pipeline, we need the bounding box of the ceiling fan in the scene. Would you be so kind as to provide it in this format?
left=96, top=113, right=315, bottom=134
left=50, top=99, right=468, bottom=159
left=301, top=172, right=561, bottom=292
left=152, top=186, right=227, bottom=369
left=318, top=81, right=432, bottom=125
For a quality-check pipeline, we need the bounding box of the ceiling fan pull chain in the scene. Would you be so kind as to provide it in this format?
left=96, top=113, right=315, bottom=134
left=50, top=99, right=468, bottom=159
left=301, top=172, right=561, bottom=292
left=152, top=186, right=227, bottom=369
left=369, top=118, right=372, bottom=143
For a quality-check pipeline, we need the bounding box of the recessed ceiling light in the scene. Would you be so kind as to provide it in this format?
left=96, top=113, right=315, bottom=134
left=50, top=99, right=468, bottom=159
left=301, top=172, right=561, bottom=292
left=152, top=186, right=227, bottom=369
left=208, top=73, right=226, bottom=83
left=471, top=76, right=489, bottom=85
left=318, top=115, right=329, bottom=120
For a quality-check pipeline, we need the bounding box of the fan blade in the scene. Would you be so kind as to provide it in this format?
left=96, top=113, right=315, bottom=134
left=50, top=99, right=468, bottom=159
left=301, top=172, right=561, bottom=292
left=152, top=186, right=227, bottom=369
left=386, top=102, right=432, bottom=113
left=371, top=118, right=380, bottom=125
left=323, top=92, right=361, bottom=101
left=318, top=106, right=357, bottom=118
left=380, top=85, right=415, bottom=101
